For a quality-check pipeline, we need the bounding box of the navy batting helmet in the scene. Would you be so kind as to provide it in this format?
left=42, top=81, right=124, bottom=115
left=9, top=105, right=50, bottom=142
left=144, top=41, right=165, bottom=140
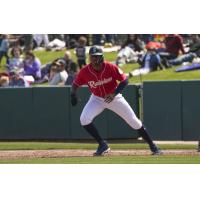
left=89, top=46, right=104, bottom=65
left=89, top=46, right=103, bottom=56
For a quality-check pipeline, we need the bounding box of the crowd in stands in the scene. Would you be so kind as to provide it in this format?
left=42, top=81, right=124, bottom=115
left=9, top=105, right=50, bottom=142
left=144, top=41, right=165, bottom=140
left=117, top=34, right=200, bottom=77
left=0, top=34, right=200, bottom=87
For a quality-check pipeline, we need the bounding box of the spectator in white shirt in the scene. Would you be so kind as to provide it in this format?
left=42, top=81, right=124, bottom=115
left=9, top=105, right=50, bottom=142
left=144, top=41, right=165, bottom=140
left=49, top=59, right=68, bottom=86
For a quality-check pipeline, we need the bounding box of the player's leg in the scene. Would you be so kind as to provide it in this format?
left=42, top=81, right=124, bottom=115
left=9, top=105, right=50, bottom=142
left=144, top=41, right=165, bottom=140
left=106, top=94, right=142, bottom=129
left=107, top=94, right=162, bottom=155
left=80, top=95, right=110, bottom=155
left=137, top=126, right=162, bottom=155
left=80, top=95, right=105, bottom=143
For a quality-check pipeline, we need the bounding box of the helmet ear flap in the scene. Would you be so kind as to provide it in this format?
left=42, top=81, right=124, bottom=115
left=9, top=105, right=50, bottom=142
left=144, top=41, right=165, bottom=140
left=96, top=55, right=104, bottom=65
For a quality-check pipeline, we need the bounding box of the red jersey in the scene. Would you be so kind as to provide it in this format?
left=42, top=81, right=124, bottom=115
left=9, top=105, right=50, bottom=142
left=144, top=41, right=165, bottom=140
left=73, top=61, right=127, bottom=98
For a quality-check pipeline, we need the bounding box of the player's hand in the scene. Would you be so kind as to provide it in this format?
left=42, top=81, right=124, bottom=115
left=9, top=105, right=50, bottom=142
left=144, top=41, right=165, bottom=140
left=104, top=93, right=116, bottom=103
left=71, top=93, right=78, bottom=106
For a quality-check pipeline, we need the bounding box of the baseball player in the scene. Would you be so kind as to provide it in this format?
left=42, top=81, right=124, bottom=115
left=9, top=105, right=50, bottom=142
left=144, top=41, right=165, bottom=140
left=70, top=46, right=162, bottom=156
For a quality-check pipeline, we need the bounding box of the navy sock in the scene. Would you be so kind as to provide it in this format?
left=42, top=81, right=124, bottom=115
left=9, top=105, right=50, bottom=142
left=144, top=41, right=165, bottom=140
left=83, top=123, right=104, bottom=145
left=138, top=126, right=154, bottom=147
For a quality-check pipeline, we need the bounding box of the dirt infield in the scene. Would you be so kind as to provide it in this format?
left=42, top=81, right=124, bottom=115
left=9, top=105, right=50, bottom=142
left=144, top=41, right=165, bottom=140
left=0, top=149, right=199, bottom=159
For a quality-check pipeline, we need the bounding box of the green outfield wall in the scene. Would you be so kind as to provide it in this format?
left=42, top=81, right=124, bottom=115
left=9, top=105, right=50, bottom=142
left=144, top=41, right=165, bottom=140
left=143, top=80, right=200, bottom=141
left=143, top=81, right=182, bottom=140
left=0, top=85, right=139, bottom=140
left=181, top=81, right=200, bottom=140
left=0, top=81, right=199, bottom=141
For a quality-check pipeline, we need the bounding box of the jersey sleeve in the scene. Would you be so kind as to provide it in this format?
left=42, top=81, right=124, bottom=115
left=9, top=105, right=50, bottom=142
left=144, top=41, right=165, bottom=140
left=73, top=68, right=86, bottom=87
left=111, top=63, right=127, bottom=82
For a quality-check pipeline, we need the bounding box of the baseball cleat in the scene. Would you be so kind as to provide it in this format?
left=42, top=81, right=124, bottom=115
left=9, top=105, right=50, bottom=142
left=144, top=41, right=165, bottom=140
left=150, top=144, right=163, bottom=155
left=151, top=149, right=163, bottom=155
left=93, top=141, right=110, bottom=156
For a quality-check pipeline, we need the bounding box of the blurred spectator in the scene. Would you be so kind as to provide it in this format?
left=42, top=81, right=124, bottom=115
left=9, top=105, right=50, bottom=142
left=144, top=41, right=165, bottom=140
left=48, top=34, right=64, bottom=41
left=38, top=50, right=78, bottom=85
left=7, top=46, right=23, bottom=72
left=0, top=72, right=9, bottom=87
left=63, top=50, right=79, bottom=74
left=181, top=34, right=191, bottom=44
left=63, top=51, right=79, bottom=85
left=153, top=34, right=167, bottom=42
left=19, top=34, right=33, bottom=51
left=187, top=34, right=200, bottom=57
left=104, top=34, right=114, bottom=44
left=103, top=34, right=114, bottom=48
left=139, top=34, right=154, bottom=43
left=159, top=34, right=185, bottom=60
left=121, top=34, right=145, bottom=51
left=162, top=35, right=200, bottom=67
left=36, top=59, right=60, bottom=84
left=8, top=71, right=29, bottom=87
left=46, top=38, right=65, bottom=51
left=0, top=34, right=9, bottom=66
left=66, top=35, right=77, bottom=49
left=22, top=51, right=41, bottom=81
left=75, top=36, right=87, bottom=68
left=92, top=34, right=103, bottom=45
left=49, top=59, right=68, bottom=86
left=166, top=52, right=197, bottom=66
left=129, top=42, right=163, bottom=77
left=116, top=34, right=144, bottom=67
left=33, top=34, right=49, bottom=49
left=158, top=34, right=186, bottom=68
left=64, top=34, right=88, bottom=49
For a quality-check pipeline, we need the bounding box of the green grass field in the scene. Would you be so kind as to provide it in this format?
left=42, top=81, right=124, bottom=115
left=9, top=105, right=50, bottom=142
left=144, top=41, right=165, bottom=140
left=1, top=155, right=200, bottom=164
left=0, top=142, right=199, bottom=164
